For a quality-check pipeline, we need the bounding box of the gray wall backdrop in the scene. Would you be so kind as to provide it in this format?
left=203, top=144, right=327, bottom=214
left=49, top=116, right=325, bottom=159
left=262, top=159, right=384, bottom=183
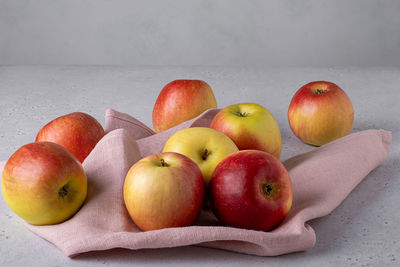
left=0, top=0, right=399, bottom=67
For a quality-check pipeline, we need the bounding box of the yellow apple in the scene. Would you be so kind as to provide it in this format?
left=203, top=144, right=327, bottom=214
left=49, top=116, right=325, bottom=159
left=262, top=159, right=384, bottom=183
left=162, top=127, right=238, bottom=185
left=210, top=103, right=282, bottom=158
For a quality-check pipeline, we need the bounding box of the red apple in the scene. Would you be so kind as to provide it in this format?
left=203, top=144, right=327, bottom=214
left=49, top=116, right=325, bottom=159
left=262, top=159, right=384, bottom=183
left=209, top=150, right=292, bottom=231
left=288, top=81, right=354, bottom=146
left=152, top=80, right=217, bottom=132
left=36, top=112, right=105, bottom=162
left=1, top=142, right=87, bottom=225
left=123, top=152, right=204, bottom=231
left=210, top=103, right=282, bottom=158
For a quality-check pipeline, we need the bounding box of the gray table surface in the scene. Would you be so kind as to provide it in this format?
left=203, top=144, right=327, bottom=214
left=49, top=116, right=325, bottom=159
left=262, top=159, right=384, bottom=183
left=0, top=66, right=399, bottom=266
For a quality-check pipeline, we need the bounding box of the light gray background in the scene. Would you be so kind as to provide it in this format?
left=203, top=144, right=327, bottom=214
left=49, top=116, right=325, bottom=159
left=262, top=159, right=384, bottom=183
left=0, top=0, right=400, bottom=266
left=1, top=0, right=400, bottom=66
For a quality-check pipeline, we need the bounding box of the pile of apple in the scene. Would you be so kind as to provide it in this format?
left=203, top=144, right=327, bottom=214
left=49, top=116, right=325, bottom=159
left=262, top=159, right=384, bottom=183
left=1, top=79, right=354, bottom=233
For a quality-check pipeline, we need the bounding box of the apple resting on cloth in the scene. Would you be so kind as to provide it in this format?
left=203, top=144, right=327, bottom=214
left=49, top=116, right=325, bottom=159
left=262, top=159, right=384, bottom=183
left=288, top=81, right=354, bottom=146
left=152, top=80, right=217, bottom=133
left=162, top=127, right=238, bottom=185
left=210, top=103, right=282, bottom=158
left=1, top=142, right=87, bottom=225
left=36, top=112, right=105, bottom=163
left=209, top=150, right=292, bottom=231
left=123, top=152, right=204, bottom=231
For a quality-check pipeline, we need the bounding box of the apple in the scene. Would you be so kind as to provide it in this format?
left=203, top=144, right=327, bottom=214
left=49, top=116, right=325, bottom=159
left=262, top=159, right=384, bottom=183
left=288, top=81, right=354, bottom=146
left=152, top=80, right=217, bottom=132
left=162, top=127, right=238, bottom=185
left=209, top=150, right=292, bottom=231
left=36, top=112, right=105, bottom=162
left=210, top=103, right=282, bottom=158
left=1, top=142, right=87, bottom=225
left=123, top=152, right=204, bottom=231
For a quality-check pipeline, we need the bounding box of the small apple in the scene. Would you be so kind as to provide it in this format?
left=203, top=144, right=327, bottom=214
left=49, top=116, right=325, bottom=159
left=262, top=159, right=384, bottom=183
left=288, top=81, right=354, bottom=146
left=210, top=103, right=282, bottom=158
left=36, top=112, right=105, bottom=162
left=152, top=80, right=217, bottom=132
left=123, top=152, right=204, bottom=231
left=1, top=142, right=87, bottom=225
left=209, top=150, right=292, bottom=231
left=162, top=127, right=238, bottom=185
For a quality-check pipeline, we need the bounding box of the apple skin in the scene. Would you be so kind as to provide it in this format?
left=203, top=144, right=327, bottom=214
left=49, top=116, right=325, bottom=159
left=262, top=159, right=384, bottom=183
left=209, top=150, right=292, bottom=231
left=36, top=112, right=105, bottom=163
left=1, top=142, right=87, bottom=225
left=288, top=81, right=354, bottom=146
left=162, top=127, right=239, bottom=185
left=123, top=152, right=204, bottom=231
left=210, top=103, right=282, bottom=158
left=152, top=80, right=217, bottom=133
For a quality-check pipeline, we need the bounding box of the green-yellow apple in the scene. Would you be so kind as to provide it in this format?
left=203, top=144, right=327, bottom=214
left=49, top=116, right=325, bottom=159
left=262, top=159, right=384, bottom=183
left=210, top=103, right=282, bottom=158
left=288, top=81, right=354, bottom=146
left=123, top=152, right=204, bottom=231
left=36, top=112, right=105, bottom=163
left=152, top=80, right=217, bottom=132
left=162, top=127, right=238, bottom=185
left=1, top=142, right=87, bottom=225
left=209, top=150, right=292, bottom=231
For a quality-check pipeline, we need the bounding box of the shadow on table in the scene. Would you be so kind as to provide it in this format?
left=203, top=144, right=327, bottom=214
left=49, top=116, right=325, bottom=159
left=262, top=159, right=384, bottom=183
left=72, top=245, right=308, bottom=265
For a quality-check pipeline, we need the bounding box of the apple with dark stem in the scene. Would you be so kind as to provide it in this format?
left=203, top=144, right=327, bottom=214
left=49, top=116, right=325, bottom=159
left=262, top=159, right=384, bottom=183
left=209, top=150, right=292, bottom=231
left=1, top=142, right=87, bottom=225
left=124, top=152, right=204, bottom=231
left=288, top=81, right=354, bottom=146
left=210, top=103, right=282, bottom=158
left=162, top=127, right=238, bottom=186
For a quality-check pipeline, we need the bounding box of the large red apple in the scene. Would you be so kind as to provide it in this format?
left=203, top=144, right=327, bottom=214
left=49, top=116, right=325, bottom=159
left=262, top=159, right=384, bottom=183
left=123, top=152, right=204, bottom=231
left=288, top=81, right=354, bottom=146
left=152, top=80, right=217, bottom=132
left=1, top=142, right=87, bottom=225
left=210, top=103, right=282, bottom=158
left=209, top=150, right=292, bottom=231
left=36, top=112, right=105, bottom=162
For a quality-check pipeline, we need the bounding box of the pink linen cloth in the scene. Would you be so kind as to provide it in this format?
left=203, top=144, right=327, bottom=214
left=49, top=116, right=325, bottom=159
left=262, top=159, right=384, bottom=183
left=0, top=108, right=392, bottom=257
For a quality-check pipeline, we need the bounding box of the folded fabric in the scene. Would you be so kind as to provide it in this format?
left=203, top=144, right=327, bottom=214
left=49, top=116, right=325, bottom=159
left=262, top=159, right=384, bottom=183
left=0, top=108, right=392, bottom=257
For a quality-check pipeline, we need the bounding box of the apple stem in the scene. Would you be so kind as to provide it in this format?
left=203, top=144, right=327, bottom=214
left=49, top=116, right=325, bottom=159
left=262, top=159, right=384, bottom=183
left=58, top=184, right=69, bottom=198
left=262, top=184, right=273, bottom=197
left=236, top=111, right=247, bottom=117
left=314, top=89, right=327, bottom=95
left=202, top=149, right=210, bottom=160
left=160, top=158, right=166, bottom=167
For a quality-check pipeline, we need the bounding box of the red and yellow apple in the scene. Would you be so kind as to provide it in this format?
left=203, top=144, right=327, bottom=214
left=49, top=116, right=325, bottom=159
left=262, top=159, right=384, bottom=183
left=152, top=80, right=217, bottom=132
left=288, top=81, right=354, bottom=146
left=123, top=152, right=204, bottom=231
left=36, top=112, right=105, bottom=162
left=1, top=142, right=87, bottom=225
left=162, top=127, right=238, bottom=185
left=209, top=150, right=292, bottom=231
left=210, top=103, right=282, bottom=158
